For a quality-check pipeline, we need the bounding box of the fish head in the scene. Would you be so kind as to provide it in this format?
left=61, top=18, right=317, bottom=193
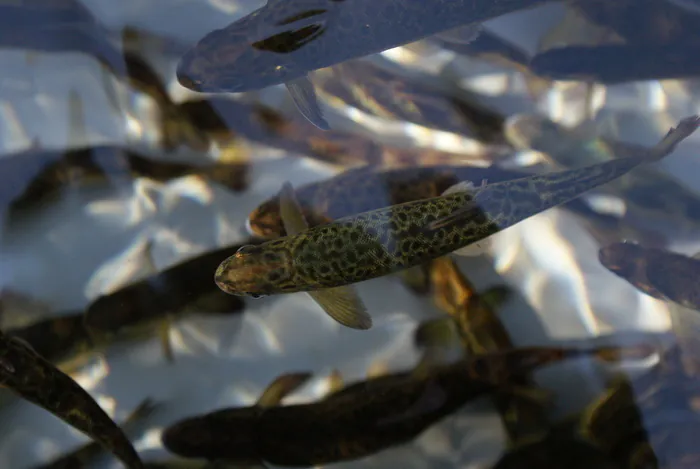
left=177, top=1, right=344, bottom=92
left=161, top=410, right=261, bottom=463
left=214, top=241, right=296, bottom=297
left=247, top=197, right=285, bottom=238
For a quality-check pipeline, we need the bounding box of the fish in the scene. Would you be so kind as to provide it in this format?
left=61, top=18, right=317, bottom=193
left=161, top=345, right=650, bottom=466
left=4, top=145, right=250, bottom=217
left=176, top=0, right=564, bottom=93
left=215, top=115, right=699, bottom=328
left=175, top=0, right=565, bottom=126
left=598, top=242, right=700, bottom=312
left=6, top=241, right=249, bottom=369
left=419, top=257, right=551, bottom=443
left=246, top=164, right=611, bottom=240
left=121, top=51, right=212, bottom=152
left=504, top=113, right=700, bottom=238
left=493, top=435, right=617, bottom=469
left=176, top=96, right=506, bottom=169
left=0, top=330, right=143, bottom=468
left=428, top=27, right=552, bottom=99
left=0, top=0, right=126, bottom=77
left=569, top=0, right=700, bottom=45
left=247, top=165, right=537, bottom=238
left=34, top=398, right=159, bottom=469
left=531, top=42, right=700, bottom=84
left=312, top=60, right=498, bottom=136
left=83, top=240, right=249, bottom=362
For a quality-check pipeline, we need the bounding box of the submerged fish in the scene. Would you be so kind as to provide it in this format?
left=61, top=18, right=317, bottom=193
left=34, top=398, right=158, bottom=469
left=7, top=242, right=248, bottom=369
left=0, top=330, right=143, bottom=468
left=176, top=96, right=503, bottom=169
left=531, top=42, right=700, bottom=84
left=0, top=0, right=126, bottom=77
left=215, top=116, right=699, bottom=328
left=5, top=145, right=250, bottom=216
left=599, top=242, right=700, bottom=312
left=84, top=240, right=248, bottom=362
left=420, top=257, right=551, bottom=443
left=176, top=0, right=561, bottom=93
left=312, top=60, right=499, bottom=136
left=161, top=345, right=647, bottom=466
left=581, top=345, right=700, bottom=469
left=504, top=113, right=700, bottom=238
left=247, top=165, right=538, bottom=238
left=175, top=0, right=562, bottom=127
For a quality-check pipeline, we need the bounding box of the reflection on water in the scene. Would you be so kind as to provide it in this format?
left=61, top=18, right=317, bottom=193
left=0, top=0, right=699, bottom=468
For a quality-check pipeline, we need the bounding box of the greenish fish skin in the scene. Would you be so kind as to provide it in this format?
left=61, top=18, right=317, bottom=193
left=217, top=115, right=697, bottom=297
left=161, top=346, right=626, bottom=466
left=176, top=0, right=561, bottom=93
left=0, top=331, right=143, bottom=469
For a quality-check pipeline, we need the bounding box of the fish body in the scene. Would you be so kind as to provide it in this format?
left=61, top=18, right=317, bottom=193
left=176, top=97, right=503, bottom=168
left=313, top=60, right=493, bottom=135
left=599, top=242, right=700, bottom=311
left=217, top=116, right=698, bottom=297
left=0, top=0, right=126, bottom=76
left=505, top=114, right=700, bottom=236
left=162, top=346, right=627, bottom=466
left=248, top=165, right=539, bottom=238
left=531, top=42, right=700, bottom=84
left=0, top=331, right=142, bottom=468
left=7, top=312, right=92, bottom=370
left=176, top=0, right=561, bottom=92
left=84, top=244, right=248, bottom=339
left=34, top=398, right=158, bottom=469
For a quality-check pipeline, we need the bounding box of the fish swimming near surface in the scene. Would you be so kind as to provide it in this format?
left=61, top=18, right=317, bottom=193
left=161, top=345, right=651, bottom=466
left=246, top=165, right=538, bottom=239
left=176, top=0, right=564, bottom=93
left=599, top=242, right=700, bottom=312
left=0, top=330, right=143, bottom=468
left=531, top=42, right=700, bottom=84
left=175, top=0, right=566, bottom=128
left=215, top=115, right=699, bottom=329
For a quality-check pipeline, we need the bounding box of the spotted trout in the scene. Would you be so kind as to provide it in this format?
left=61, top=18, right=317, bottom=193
left=215, top=115, right=699, bottom=330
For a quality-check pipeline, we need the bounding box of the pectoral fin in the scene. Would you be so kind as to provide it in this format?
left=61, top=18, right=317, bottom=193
left=308, top=287, right=372, bottom=330
left=256, top=372, right=313, bottom=407
left=286, top=75, right=330, bottom=131
left=280, top=182, right=372, bottom=329
left=434, top=23, right=483, bottom=45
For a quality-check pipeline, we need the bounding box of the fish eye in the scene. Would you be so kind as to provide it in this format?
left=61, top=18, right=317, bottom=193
left=250, top=293, right=266, bottom=299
